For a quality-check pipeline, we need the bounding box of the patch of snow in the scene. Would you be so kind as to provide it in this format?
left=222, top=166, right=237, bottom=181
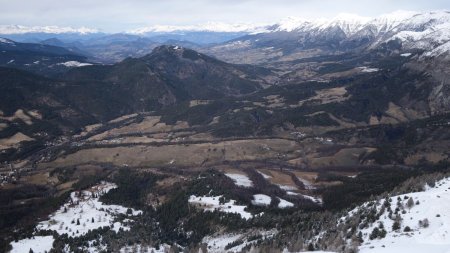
left=204, top=230, right=278, bottom=253
left=252, top=194, right=272, bottom=206
left=301, top=194, right=323, bottom=205
left=7, top=59, right=14, bottom=64
left=401, top=53, right=412, bottom=57
left=203, top=234, right=243, bottom=253
left=297, top=177, right=316, bottom=190
left=36, top=182, right=141, bottom=237
left=287, top=191, right=300, bottom=196
left=225, top=173, right=253, bottom=188
left=58, top=61, right=93, bottom=67
left=257, top=170, right=272, bottom=179
left=189, top=195, right=253, bottom=220
left=278, top=184, right=298, bottom=191
left=284, top=251, right=335, bottom=253
left=10, top=236, right=54, bottom=253
left=358, top=67, right=380, bottom=73
left=278, top=198, right=294, bottom=208
left=120, top=244, right=169, bottom=253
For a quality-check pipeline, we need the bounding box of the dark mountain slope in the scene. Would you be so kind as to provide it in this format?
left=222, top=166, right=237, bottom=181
left=0, top=46, right=275, bottom=151
left=65, top=45, right=272, bottom=101
left=0, top=38, right=91, bottom=76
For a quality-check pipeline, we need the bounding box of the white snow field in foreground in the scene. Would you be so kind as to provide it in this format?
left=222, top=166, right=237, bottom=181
left=251, top=194, right=272, bottom=206
left=203, top=230, right=277, bottom=253
left=344, top=177, right=450, bottom=253
left=189, top=195, right=253, bottom=219
left=225, top=173, right=253, bottom=187
left=10, top=236, right=54, bottom=253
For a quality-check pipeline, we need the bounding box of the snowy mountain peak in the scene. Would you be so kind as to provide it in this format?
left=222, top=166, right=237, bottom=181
left=273, top=14, right=370, bottom=34
left=321, top=13, right=371, bottom=34
left=274, top=16, right=310, bottom=32
left=0, top=25, right=99, bottom=35
left=128, top=22, right=267, bottom=34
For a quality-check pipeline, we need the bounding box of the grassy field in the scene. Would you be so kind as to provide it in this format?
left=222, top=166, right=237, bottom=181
left=41, top=139, right=300, bottom=168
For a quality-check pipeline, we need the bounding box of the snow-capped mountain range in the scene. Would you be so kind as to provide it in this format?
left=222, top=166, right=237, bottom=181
left=200, top=10, right=450, bottom=61
left=128, top=21, right=268, bottom=34
left=2, top=10, right=447, bottom=36
left=0, top=25, right=98, bottom=34
left=1, top=10, right=449, bottom=58
left=266, top=10, right=450, bottom=57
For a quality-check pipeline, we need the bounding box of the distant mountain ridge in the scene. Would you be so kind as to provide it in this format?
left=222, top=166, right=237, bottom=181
left=2, top=10, right=449, bottom=62
left=203, top=10, right=450, bottom=65
left=0, top=24, right=98, bottom=34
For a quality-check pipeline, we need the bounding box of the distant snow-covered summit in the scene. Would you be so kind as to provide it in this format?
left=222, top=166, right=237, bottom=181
left=0, top=25, right=98, bottom=35
left=127, top=21, right=268, bottom=34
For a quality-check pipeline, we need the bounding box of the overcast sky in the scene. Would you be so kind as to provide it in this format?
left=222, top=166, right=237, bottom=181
left=0, top=0, right=448, bottom=32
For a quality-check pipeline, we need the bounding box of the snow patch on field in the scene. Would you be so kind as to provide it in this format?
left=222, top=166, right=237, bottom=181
left=257, top=170, right=272, bottom=179
left=278, top=184, right=297, bottom=191
left=278, top=198, right=294, bottom=208
left=203, top=233, right=243, bottom=253
left=297, top=177, right=316, bottom=190
left=203, top=230, right=277, bottom=253
left=358, top=67, right=380, bottom=73
left=189, top=195, right=253, bottom=219
left=120, top=244, right=169, bottom=253
left=401, top=53, right=412, bottom=57
left=10, top=236, right=54, bottom=253
left=225, top=173, right=253, bottom=187
left=251, top=194, right=271, bottom=206
left=36, top=182, right=141, bottom=237
left=284, top=251, right=335, bottom=253
left=58, top=61, right=93, bottom=67
left=301, top=194, right=323, bottom=205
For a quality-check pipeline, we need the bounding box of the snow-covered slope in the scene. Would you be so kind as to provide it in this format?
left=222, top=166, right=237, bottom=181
left=340, top=177, right=450, bottom=253
left=384, top=11, right=450, bottom=54
left=10, top=182, right=142, bottom=252
left=272, top=13, right=370, bottom=35
left=36, top=182, right=141, bottom=237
